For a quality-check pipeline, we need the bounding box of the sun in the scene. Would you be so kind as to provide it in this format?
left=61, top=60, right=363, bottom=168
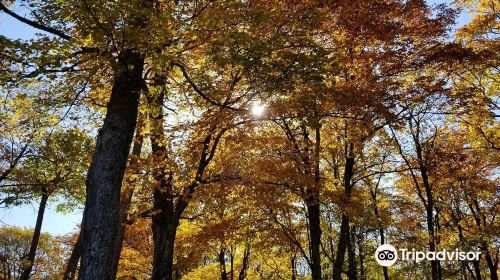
left=251, top=103, right=265, bottom=116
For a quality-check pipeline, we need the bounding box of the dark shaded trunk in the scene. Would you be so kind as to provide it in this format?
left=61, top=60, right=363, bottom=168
left=307, top=123, right=322, bottom=280
left=413, top=127, right=439, bottom=280
left=148, top=87, right=179, bottom=280
left=19, top=191, right=49, bottom=280
left=333, top=154, right=354, bottom=280
left=482, top=243, right=498, bottom=280
left=230, top=247, right=234, bottom=280
left=218, top=248, right=228, bottom=280
left=421, top=167, right=439, bottom=280
left=333, top=215, right=349, bottom=280
left=291, top=255, right=297, bottom=280
left=347, top=227, right=357, bottom=280
left=372, top=190, right=389, bottom=280
left=357, top=234, right=366, bottom=280
left=63, top=233, right=82, bottom=280
left=152, top=210, right=178, bottom=280
left=110, top=122, right=144, bottom=277
left=79, top=51, right=144, bottom=280
left=306, top=198, right=322, bottom=280
left=472, top=260, right=482, bottom=280
left=380, top=228, right=390, bottom=280
left=238, top=243, right=250, bottom=280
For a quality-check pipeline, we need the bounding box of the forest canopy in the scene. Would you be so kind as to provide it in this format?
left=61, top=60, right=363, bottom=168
left=0, top=0, right=498, bottom=279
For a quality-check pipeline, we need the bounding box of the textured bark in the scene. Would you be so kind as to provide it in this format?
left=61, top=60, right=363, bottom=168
left=218, top=248, right=229, bottom=280
left=238, top=244, right=250, bottom=280
left=63, top=234, right=82, bottom=280
left=347, top=227, right=357, bottom=280
left=19, top=191, right=49, bottom=280
left=333, top=154, right=354, bottom=280
left=417, top=148, right=439, bottom=280
left=307, top=198, right=322, bottom=280
left=79, top=51, right=144, bottom=280
left=110, top=122, right=144, bottom=277
left=482, top=243, right=498, bottom=280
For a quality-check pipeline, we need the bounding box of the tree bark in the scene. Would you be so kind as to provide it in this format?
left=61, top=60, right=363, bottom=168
left=79, top=51, right=144, bottom=280
left=238, top=243, right=250, bottom=280
left=333, top=153, right=354, bottom=280
left=63, top=234, right=82, bottom=280
left=306, top=197, right=322, bottom=280
left=347, top=227, right=357, bottom=280
left=218, top=248, right=229, bottom=280
left=19, top=190, right=49, bottom=280
left=110, top=120, right=144, bottom=277
left=482, top=243, right=498, bottom=280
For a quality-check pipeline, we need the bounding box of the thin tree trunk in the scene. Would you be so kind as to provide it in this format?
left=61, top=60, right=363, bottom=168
left=333, top=153, right=354, bottom=280
left=347, top=227, right=357, bottom=280
left=19, top=190, right=49, bottom=280
left=79, top=51, right=144, bottom=280
left=238, top=243, right=250, bottom=280
left=63, top=234, right=82, bottom=280
left=218, top=248, right=228, bottom=280
left=291, top=255, right=297, bottom=280
left=482, top=243, right=498, bottom=280
left=307, top=123, right=322, bottom=280
left=307, top=198, right=322, bottom=280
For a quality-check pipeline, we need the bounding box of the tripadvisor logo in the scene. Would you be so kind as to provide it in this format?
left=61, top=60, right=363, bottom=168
left=375, top=244, right=398, bottom=266
left=375, top=244, right=481, bottom=267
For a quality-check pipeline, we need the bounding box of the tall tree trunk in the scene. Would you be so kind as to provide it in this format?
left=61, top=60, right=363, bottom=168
left=110, top=120, right=144, bottom=277
left=371, top=188, right=389, bottom=280
left=151, top=208, right=178, bottom=280
left=307, top=123, right=322, bottom=280
left=413, top=123, right=439, bottom=280
left=19, top=190, right=49, bottom=280
left=306, top=197, right=322, bottom=280
left=358, top=233, right=366, bottom=280
left=482, top=243, right=498, bottom=280
left=63, top=234, right=82, bottom=280
left=218, top=248, right=228, bottom=280
left=333, top=153, right=354, bottom=280
left=347, top=227, right=357, bottom=280
left=421, top=164, right=439, bottom=280
left=291, top=255, right=297, bottom=280
left=238, top=243, right=250, bottom=280
left=147, top=85, right=179, bottom=280
left=79, top=51, right=144, bottom=280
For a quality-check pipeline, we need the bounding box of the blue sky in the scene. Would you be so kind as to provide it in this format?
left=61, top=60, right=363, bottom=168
left=0, top=1, right=472, bottom=236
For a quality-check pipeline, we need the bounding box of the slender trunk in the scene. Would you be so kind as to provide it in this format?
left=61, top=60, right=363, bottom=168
left=482, top=243, right=498, bottom=280
left=79, top=51, right=144, bottom=280
left=347, top=226, right=357, bottom=280
left=472, top=260, right=482, bottom=280
left=238, top=243, right=250, bottom=280
left=63, top=234, right=82, bottom=280
left=307, top=123, right=322, bottom=280
left=358, top=234, right=365, bottom=280
left=291, top=255, right=297, bottom=280
left=380, top=228, right=390, bottom=280
left=148, top=87, right=179, bottom=280
left=370, top=186, right=390, bottom=280
left=333, top=153, right=354, bottom=280
left=230, top=247, right=234, bottom=280
left=306, top=198, right=322, bottom=280
left=422, top=170, right=439, bottom=280
left=19, top=191, right=49, bottom=280
left=110, top=122, right=144, bottom=277
left=218, top=248, right=228, bottom=280
left=333, top=214, right=349, bottom=280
